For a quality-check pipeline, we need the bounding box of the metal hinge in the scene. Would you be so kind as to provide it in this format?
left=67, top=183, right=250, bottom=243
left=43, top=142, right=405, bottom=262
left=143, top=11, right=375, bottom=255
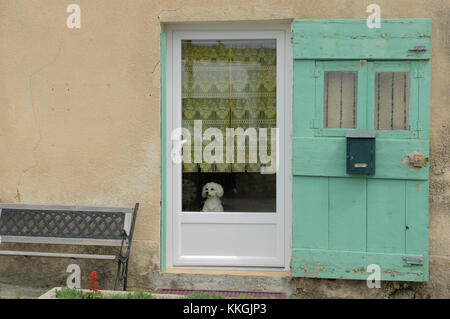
left=416, top=120, right=424, bottom=132
left=312, top=68, right=320, bottom=78
left=402, top=256, right=424, bottom=265
left=310, top=119, right=320, bottom=129
left=413, top=120, right=424, bottom=138
left=414, top=68, right=424, bottom=78
left=408, top=45, right=427, bottom=53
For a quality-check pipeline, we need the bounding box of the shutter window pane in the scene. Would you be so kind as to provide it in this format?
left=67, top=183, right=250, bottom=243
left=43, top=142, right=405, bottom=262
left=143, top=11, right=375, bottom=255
left=323, top=71, right=358, bottom=129
left=374, top=72, right=410, bottom=130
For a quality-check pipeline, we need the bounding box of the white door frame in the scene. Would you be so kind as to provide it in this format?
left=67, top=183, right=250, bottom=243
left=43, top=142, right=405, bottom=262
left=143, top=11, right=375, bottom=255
left=165, top=22, right=292, bottom=270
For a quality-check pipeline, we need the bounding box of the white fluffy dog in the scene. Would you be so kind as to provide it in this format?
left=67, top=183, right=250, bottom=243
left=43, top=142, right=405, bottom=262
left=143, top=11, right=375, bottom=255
left=201, top=182, right=224, bottom=212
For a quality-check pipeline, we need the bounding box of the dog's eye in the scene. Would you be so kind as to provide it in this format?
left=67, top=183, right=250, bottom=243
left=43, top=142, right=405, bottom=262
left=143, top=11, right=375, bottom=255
left=211, top=188, right=214, bottom=190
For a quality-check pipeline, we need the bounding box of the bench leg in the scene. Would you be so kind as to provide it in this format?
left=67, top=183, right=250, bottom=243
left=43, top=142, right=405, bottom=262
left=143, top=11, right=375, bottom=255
left=114, top=259, right=123, bottom=291
left=123, top=259, right=129, bottom=291
left=113, top=258, right=129, bottom=291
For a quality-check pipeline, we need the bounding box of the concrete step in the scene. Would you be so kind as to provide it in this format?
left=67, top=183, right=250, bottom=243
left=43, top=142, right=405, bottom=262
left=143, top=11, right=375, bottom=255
left=147, top=270, right=295, bottom=297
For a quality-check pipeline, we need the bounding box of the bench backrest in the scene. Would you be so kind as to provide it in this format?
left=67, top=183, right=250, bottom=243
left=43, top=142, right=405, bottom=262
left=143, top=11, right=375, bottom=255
left=0, top=203, right=136, bottom=247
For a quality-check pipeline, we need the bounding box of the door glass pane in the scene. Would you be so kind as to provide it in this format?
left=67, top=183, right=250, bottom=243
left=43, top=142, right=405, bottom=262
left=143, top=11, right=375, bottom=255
left=323, top=71, right=358, bottom=129
left=181, top=39, right=277, bottom=213
left=374, top=72, right=410, bottom=130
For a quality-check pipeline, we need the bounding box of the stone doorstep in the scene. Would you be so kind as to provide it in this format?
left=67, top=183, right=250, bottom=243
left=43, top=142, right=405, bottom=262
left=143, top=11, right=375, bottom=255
left=148, top=270, right=295, bottom=297
left=38, top=287, right=185, bottom=299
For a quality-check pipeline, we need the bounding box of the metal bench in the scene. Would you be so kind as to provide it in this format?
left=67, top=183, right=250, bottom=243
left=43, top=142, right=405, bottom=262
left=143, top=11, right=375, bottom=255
left=0, top=202, right=139, bottom=291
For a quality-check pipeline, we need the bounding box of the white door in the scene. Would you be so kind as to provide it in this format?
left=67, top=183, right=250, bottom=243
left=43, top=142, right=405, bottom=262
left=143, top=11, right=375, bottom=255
left=166, top=26, right=292, bottom=268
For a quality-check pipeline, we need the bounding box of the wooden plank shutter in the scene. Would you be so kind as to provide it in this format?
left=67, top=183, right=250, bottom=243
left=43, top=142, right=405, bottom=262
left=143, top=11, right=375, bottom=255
left=291, top=19, right=431, bottom=281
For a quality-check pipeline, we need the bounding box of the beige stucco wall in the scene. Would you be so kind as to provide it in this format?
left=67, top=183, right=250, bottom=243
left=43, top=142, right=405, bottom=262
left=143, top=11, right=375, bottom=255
left=0, top=0, right=448, bottom=297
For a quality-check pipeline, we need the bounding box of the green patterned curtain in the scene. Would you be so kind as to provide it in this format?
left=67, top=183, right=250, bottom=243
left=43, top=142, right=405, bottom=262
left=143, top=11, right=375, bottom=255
left=182, top=39, right=276, bottom=173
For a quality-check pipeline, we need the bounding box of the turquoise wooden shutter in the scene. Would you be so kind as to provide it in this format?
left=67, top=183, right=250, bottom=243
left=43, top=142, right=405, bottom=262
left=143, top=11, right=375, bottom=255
left=291, top=19, right=431, bottom=281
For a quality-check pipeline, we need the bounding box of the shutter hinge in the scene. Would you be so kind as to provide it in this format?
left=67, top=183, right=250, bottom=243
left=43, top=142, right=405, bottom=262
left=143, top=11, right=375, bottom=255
left=312, top=68, right=320, bottom=78
left=408, top=45, right=427, bottom=53
left=402, top=256, right=424, bottom=265
left=310, top=119, right=320, bottom=129
left=414, top=120, right=424, bottom=137
left=410, top=121, right=423, bottom=138
left=414, top=68, right=424, bottom=78
left=416, top=120, right=424, bottom=131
